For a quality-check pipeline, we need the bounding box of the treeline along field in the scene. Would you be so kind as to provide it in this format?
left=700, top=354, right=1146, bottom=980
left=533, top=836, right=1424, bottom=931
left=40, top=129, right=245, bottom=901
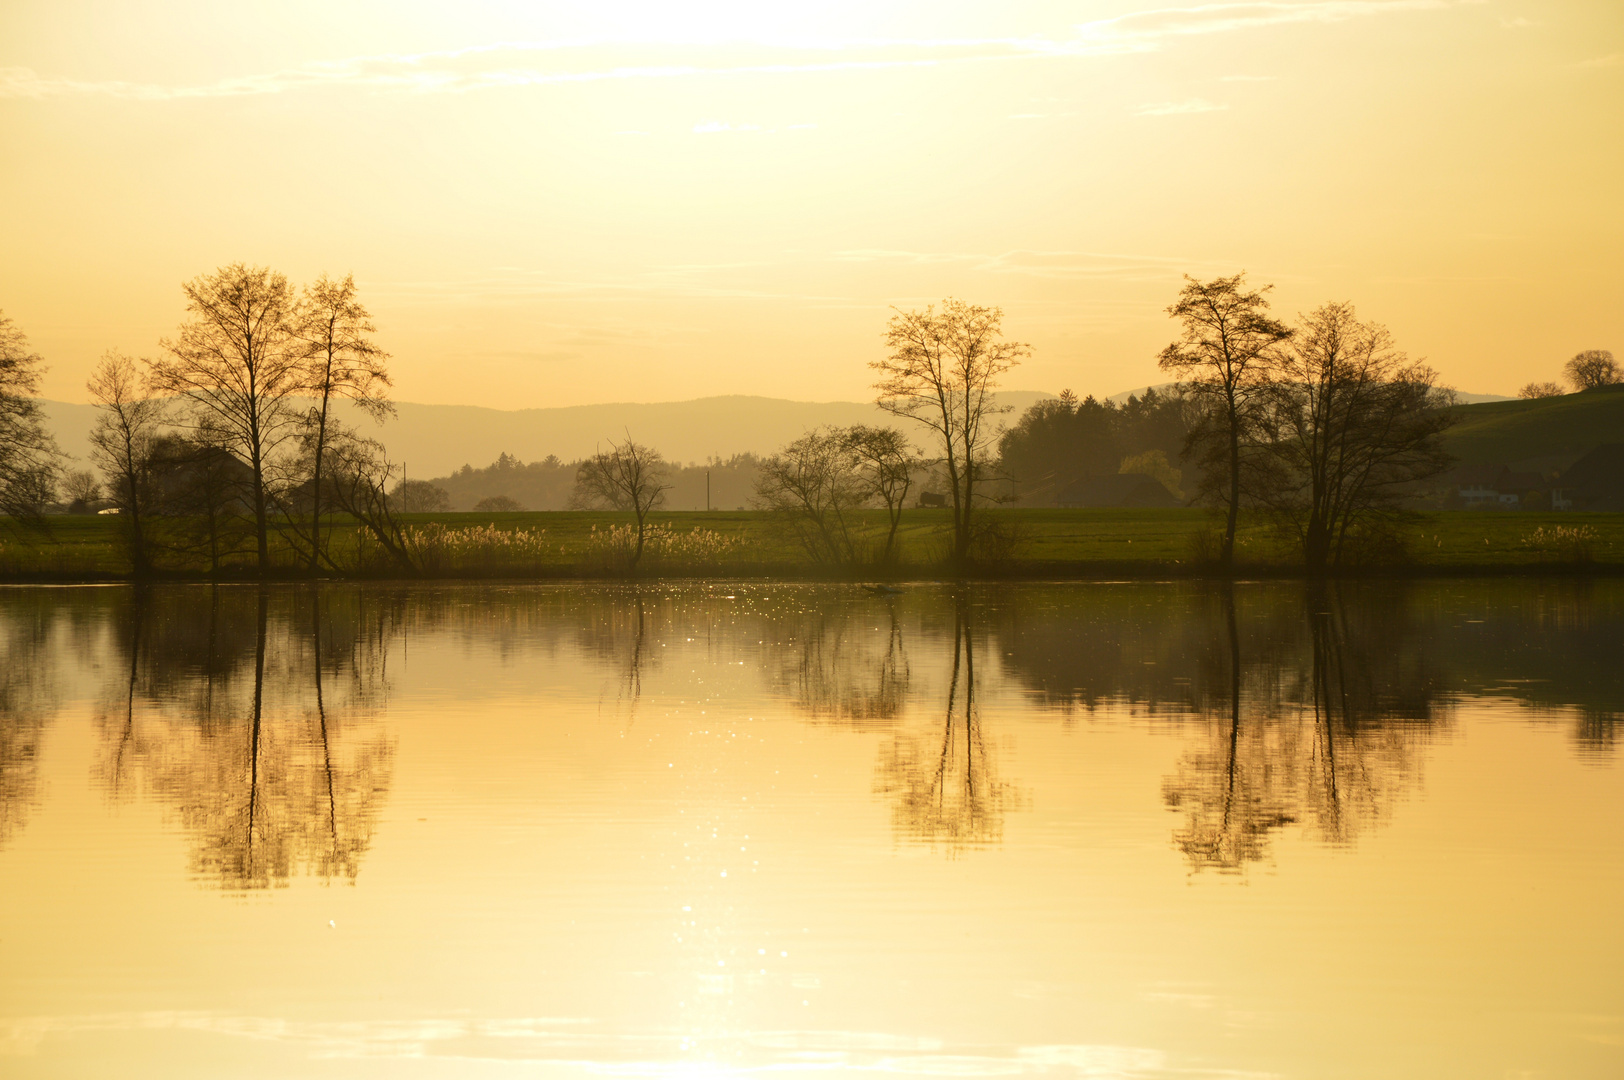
left=4, top=508, right=1621, bottom=580
left=5, top=268, right=1618, bottom=582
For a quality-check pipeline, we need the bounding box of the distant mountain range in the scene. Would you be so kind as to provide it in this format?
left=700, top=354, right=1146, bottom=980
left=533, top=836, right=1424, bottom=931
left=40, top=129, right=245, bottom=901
left=37, top=385, right=1519, bottom=481
left=39, top=391, right=1059, bottom=479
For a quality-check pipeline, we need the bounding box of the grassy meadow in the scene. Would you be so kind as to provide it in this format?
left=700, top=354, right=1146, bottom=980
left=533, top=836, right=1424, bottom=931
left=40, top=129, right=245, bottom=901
left=1, top=507, right=1621, bottom=580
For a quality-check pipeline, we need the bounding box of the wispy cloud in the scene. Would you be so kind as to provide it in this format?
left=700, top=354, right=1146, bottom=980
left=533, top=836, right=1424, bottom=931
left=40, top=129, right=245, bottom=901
left=1077, top=0, right=1464, bottom=45
left=1577, top=53, right=1622, bottom=68
left=1136, top=98, right=1229, bottom=115
left=1220, top=74, right=1278, bottom=81
left=0, top=3, right=1473, bottom=102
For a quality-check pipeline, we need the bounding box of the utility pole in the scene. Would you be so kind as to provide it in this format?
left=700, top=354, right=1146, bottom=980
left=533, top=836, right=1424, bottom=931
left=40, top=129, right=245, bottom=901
left=706, top=469, right=710, bottom=513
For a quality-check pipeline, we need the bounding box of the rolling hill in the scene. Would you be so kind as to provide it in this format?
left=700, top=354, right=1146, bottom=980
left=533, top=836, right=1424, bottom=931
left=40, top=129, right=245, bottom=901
left=1442, top=385, right=1624, bottom=473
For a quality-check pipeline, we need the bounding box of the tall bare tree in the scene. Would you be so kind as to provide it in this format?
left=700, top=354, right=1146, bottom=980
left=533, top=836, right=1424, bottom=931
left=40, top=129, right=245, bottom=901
left=148, top=265, right=305, bottom=573
left=874, top=299, right=1027, bottom=564
left=87, top=351, right=168, bottom=574
left=570, top=436, right=670, bottom=567
left=1565, top=349, right=1619, bottom=391
left=1158, top=274, right=1293, bottom=570
left=1262, top=303, right=1455, bottom=575
left=295, top=274, right=393, bottom=573
left=0, top=310, right=60, bottom=524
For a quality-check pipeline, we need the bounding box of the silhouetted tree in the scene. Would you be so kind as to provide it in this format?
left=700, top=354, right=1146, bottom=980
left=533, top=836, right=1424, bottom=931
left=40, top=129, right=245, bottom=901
left=1261, top=303, right=1455, bottom=574
left=0, top=309, right=60, bottom=524
left=874, top=299, right=1028, bottom=565
left=1565, top=349, right=1619, bottom=391
left=390, top=479, right=451, bottom=512
left=1518, top=381, right=1565, bottom=399
left=846, top=425, right=917, bottom=563
left=570, top=437, right=670, bottom=567
left=754, top=428, right=867, bottom=564
left=87, top=351, right=167, bottom=573
left=473, top=494, right=523, bottom=512
left=149, top=264, right=306, bottom=573
left=1158, top=274, right=1293, bottom=570
left=294, top=274, right=393, bottom=573
left=59, top=469, right=102, bottom=510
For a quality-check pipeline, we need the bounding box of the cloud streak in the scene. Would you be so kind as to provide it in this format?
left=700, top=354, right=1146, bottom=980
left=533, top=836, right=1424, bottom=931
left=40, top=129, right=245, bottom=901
left=0, top=3, right=1472, bottom=102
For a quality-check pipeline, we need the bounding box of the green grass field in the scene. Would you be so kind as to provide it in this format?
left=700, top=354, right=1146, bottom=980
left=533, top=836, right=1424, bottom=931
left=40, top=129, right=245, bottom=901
left=2, top=507, right=1621, bottom=580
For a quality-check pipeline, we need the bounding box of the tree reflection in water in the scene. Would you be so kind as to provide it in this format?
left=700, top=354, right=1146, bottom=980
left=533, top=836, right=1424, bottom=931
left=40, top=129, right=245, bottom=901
left=876, top=595, right=1017, bottom=853
left=2, top=580, right=1620, bottom=872
left=761, top=594, right=911, bottom=728
left=0, top=591, right=59, bottom=849
left=92, top=587, right=395, bottom=890
left=1161, top=585, right=1440, bottom=873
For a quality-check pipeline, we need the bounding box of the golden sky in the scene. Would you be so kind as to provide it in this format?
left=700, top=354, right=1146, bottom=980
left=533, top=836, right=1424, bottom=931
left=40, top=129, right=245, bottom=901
left=2, top=1, right=1620, bottom=408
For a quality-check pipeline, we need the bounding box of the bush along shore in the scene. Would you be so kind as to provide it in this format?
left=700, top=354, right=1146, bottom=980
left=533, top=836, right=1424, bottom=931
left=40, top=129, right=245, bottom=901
left=2, top=508, right=1622, bottom=582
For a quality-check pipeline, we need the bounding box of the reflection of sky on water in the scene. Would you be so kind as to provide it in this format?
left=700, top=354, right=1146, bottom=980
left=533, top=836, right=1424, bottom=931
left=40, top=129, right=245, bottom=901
left=1, top=581, right=1621, bottom=1078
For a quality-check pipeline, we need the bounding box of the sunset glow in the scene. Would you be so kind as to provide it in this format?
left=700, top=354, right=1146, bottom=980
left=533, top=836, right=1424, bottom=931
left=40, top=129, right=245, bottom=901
left=3, top=1, right=1621, bottom=406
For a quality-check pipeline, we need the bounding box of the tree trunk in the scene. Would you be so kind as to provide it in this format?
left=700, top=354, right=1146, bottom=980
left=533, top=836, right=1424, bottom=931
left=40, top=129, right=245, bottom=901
left=310, top=392, right=331, bottom=575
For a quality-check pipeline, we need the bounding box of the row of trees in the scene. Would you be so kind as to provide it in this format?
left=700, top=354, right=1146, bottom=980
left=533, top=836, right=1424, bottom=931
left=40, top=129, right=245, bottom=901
left=1157, top=275, right=1455, bottom=574
left=0, top=274, right=1495, bottom=579
left=3, top=265, right=405, bottom=575
left=863, top=283, right=1458, bottom=575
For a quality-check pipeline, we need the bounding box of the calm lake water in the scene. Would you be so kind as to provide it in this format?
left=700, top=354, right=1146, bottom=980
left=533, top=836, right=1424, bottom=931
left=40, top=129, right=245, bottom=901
left=1, top=580, right=1621, bottom=1079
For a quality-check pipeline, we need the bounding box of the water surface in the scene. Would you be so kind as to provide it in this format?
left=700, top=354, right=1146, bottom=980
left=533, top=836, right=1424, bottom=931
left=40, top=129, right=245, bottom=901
left=1, top=581, right=1621, bottom=1078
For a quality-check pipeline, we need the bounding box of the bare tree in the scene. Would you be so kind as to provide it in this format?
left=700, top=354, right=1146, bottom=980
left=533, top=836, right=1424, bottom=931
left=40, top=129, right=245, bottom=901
left=0, top=310, right=60, bottom=524
left=754, top=428, right=867, bottom=564
left=88, top=351, right=168, bottom=573
left=874, top=299, right=1028, bottom=565
left=60, top=469, right=102, bottom=510
left=148, top=264, right=306, bottom=573
left=1518, top=381, right=1566, bottom=399
left=320, top=424, right=416, bottom=573
left=845, top=425, right=917, bottom=563
left=570, top=437, right=670, bottom=567
left=1565, top=349, right=1619, bottom=392
left=295, top=274, right=393, bottom=573
left=1157, top=274, right=1293, bottom=570
left=1262, top=303, right=1455, bottom=575
left=389, top=480, right=451, bottom=512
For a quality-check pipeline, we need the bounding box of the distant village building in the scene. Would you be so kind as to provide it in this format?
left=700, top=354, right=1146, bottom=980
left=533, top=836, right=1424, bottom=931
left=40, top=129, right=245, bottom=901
left=1447, top=445, right=1624, bottom=510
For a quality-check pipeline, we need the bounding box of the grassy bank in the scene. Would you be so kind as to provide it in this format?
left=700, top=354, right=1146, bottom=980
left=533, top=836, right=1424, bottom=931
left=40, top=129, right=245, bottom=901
left=1, top=508, right=1621, bottom=580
